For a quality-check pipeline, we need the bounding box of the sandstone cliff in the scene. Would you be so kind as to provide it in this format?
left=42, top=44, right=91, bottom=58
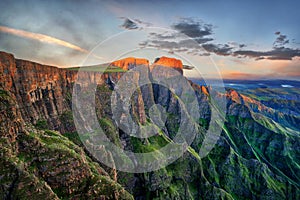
left=110, top=57, right=149, bottom=70
left=152, top=56, right=183, bottom=74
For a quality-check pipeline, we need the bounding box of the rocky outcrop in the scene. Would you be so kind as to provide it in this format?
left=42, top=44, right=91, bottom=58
left=152, top=56, right=183, bottom=74
left=110, top=57, right=149, bottom=70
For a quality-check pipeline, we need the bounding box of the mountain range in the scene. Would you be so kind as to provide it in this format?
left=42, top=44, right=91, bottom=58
left=0, top=51, right=299, bottom=199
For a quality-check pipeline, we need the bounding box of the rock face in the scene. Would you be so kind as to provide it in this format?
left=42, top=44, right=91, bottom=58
left=0, top=51, right=76, bottom=132
left=152, top=56, right=183, bottom=74
left=0, top=51, right=299, bottom=199
left=0, top=51, right=134, bottom=199
left=0, top=89, right=24, bottom=144
left=110, top=56, right=183, bottom=74
left=110, top=57, right=149, bottom=70
left=0, top=52, right=127, bottom=133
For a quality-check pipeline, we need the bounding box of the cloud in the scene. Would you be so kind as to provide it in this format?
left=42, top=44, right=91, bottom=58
left=134, top=17, right=247, bottom=57
left=122, top=16, right=300, bottom=61
left=183, top=64, right=194, bottom=70
left=120, top=17, right=152, bottom=30
left=228, top=41, right=246, bottom=49
left=0, top=25, right=89, bottom=53
left=142, top=38, right=233, bottom=57
left=133, top=18, right=152, bottom=27
left=194, top=37, right=214, bottom=44
left=171, top=17, right=213, bottom=39
left=275, top=31, right=281, bottom=35
left=142, top=39, right=205, bottom=55
left=133, top=17, right=215, bottom=51
left=234, top=46, right=300, bottom=60
left=149, top=32, right=178, bottom=40
left=233, top=32, right=300, bottom=60
left=202, top=43, right=233, bottom=56
left=120, top=18, right=138, bottom=30
left=273, top=33, right=289, bottom=48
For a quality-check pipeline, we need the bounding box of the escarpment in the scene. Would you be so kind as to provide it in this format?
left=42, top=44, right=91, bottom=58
left=0, top=53, right=186, bottom=133
left=0, top=52, right=128, bottom=133
left=0, top=51, right=299, bottom=199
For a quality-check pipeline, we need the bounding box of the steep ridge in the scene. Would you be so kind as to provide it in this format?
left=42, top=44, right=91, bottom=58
left=226, top=88, right=300, bottom=132
left=0, top=51, right=299, bottom=199
left=225, top=89, right=300, bottom=186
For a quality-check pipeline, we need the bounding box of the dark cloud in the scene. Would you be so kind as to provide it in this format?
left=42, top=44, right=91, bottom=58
left=120, top=17, right=153, bottom=30
left=194, top=37, right=214, bottom=44
left=234, top=47, right=300, bottom=60
left=183, top=65, right=194, bottom=70
left=142, top=38, right=204, bottom=55
left=233, top=33, right=300, bottom=60
left=121, top=18, right=138, bottom=30
left=202, top=43, right=233, bottom=56
left=171, top=17, right=213, bottom=39
left=275, top=31, right=281, bottom=35
left=148, top=19, right=215, bottom=45
left=233, top=50, right=263, bottom=58
left=149, top=40, right=180, bottom=49
left=273, top=33, right=289, bottom=48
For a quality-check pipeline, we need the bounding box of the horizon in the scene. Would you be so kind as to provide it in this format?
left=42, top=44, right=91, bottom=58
left=0, top=0, right=300, bottom=80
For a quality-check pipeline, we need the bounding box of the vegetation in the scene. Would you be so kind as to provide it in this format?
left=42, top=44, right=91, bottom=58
left=67, top=65, right=127, bottom=73
left=0, top=128, right=133, bottom=199
left=35, top=119, right=48, bottom=130
left=0, top=89, right=9, bottom=98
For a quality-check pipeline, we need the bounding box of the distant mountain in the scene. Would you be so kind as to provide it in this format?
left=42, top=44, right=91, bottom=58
left=191, top=78, right=300, bottom=90
left=0, top=51, right=299, bottom=199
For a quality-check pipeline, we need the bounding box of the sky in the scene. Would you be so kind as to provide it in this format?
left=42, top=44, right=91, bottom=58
left=0, top=0, right=299, bottom=80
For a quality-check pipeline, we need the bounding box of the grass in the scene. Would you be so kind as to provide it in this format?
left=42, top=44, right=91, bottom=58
left=67, top=65, right=127, bottom=73
left=35, top=119, right=48, bottom=130
left=99, top=117, right=121, bottom=147
left=0, top=89, right=11, bottom=108
left=63, top=132, right=82, bottom=146
left=0, top=89, right=9, bottom=98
